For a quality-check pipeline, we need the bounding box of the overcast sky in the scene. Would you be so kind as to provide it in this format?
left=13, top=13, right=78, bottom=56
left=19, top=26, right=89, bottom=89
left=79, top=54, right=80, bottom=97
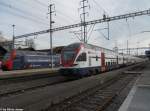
left=0, top=0, right=150, bottom=54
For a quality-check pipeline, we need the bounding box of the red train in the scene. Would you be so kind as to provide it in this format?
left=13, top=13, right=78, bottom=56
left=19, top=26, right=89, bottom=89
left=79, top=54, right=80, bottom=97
left=2, top=49, right=60, bottom=71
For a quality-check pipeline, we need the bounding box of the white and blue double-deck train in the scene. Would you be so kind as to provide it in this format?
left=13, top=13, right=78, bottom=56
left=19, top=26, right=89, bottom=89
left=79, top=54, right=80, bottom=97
left=60, top=42, right=144, bottom=77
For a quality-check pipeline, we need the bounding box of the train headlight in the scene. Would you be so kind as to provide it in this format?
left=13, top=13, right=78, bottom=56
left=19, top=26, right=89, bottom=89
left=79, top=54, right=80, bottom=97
left=81, top=46, right=84, bottom=50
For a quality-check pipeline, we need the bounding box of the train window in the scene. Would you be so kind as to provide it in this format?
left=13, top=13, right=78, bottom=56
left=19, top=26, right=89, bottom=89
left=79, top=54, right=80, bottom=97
left=77, top=53, right=87, bottom=62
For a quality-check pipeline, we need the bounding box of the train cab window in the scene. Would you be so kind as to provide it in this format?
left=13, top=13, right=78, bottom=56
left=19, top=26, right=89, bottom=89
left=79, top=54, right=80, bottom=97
left=77, top=53, right=87, bottom=62
left=63, top=51, right=76, bottom=61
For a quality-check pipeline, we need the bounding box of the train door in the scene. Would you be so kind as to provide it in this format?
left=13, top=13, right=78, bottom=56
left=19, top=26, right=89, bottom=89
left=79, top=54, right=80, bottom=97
left=101, top=52, right=106, bottom=72
left=89, top=56, right=91, bottom=67
left=116, top=56, right=118, bottom=64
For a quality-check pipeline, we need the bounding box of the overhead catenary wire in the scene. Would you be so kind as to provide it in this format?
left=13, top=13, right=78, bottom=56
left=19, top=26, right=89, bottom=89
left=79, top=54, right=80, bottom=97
left=55, top=11, right=79, bottom=25
left=87, top=24, right=95, bottom=41
left=90, top=0, right=111, bottom=41
left=91, top=0, right=126, bottom=41
left=91, top=0, right=109, bottom=15
left=0, top=7, right=48, bottom=26
left=32, top=0, right=79, bottom=25
left=0, top=1, right=48, bottom=26
left=15, top=0, right=47, bottom=15
left=18, top=0, right=79, bottom=27
left=33, top=0, right=48, bottom=7
left=126, top=19, right=132, bottom=38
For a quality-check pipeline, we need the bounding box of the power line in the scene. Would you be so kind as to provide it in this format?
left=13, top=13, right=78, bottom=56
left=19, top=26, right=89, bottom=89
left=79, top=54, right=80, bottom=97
left=32, top=0, right=80, bottom=28
left=32, top=0, right=78, bottom=25
left=55, top=11, right=78, bottom=25
left=0, top=1, right=48, bottom=25
left=1, top=1, right=41, bottom=18
left=91, top=0, right=108, bottom=15
left=87, top=24, right=95, bottom=41
left=126, top=19, right=132, bottom=37
left=33, top=0, right=48, bottom=7
left=91, top=0, right=126, bottom=40
left=69, top=30, right=83, bottom=41
left=15, top=0, right=47, bottom=16
left=57, top=10, right=78, bottom=23
left=0, top=7, right=48, bottom=26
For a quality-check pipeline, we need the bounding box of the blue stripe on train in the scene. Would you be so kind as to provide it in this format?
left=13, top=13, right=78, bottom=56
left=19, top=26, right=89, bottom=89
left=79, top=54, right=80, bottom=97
left=60, top=65, right=121, bottom=77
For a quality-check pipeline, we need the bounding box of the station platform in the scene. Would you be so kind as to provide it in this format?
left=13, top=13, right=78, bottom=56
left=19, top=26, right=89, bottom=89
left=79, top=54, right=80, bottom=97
left=119, top=62, right=150, bottom=111
left=0, top=68, right=59, bottom=79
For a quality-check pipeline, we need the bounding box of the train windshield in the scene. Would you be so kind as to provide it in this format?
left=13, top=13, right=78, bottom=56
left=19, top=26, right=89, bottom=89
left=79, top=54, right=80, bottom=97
left=62, top=43, right=81, bottom=62
left=62, top=51, right=76, bottom=61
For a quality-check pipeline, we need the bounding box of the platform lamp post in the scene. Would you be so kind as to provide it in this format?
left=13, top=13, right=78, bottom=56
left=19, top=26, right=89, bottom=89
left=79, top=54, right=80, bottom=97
left=12, top=24, right=15, bottom=49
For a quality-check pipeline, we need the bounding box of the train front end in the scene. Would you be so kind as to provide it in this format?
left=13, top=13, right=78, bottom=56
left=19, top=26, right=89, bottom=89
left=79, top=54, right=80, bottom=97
left=60, top=43, right=85, bottom=77
left=2, top=50, right=16, bottom=71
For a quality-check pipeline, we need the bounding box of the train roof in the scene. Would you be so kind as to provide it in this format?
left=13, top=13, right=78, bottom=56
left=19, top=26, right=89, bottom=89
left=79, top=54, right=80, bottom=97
left=65, top=43, right=143, bottom=58
left=13, top=50, right=49, bottom=56
left=65, top=42, right=116, bottom=53
left=84, top=43, right=114, bottom=52
left=37, top=46, right=64, bottom=54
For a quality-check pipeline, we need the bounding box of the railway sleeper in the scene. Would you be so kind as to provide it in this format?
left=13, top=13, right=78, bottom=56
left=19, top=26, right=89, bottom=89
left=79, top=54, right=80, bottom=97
left=96, top=95, right=116, bottom=111
left=74, top=102, right=97, bottom=110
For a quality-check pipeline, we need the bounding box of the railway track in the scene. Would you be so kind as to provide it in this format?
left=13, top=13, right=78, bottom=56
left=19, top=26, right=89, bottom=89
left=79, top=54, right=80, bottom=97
left=0, top=63, right=144, bottom=98
left=48, top=73, right=140, bottom=111
left=0, top=63, right=145, bottom=111
left=0, top=73, right=68, bottom=97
